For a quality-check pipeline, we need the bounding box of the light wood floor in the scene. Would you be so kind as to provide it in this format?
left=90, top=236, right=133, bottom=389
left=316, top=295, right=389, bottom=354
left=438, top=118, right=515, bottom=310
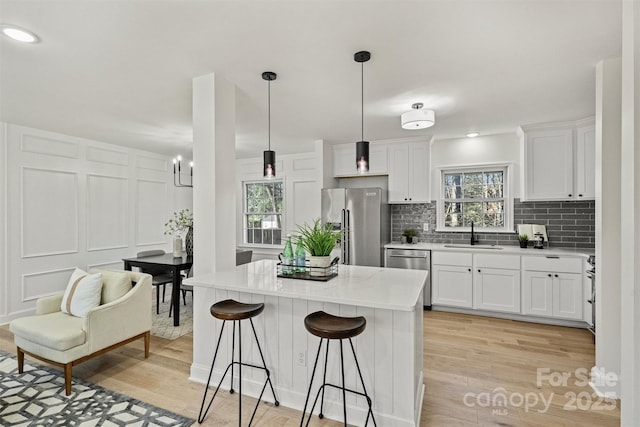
left=0, top=311, right=620, bottom=426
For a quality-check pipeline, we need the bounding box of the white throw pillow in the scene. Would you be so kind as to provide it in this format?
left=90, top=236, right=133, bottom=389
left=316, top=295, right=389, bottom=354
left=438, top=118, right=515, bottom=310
left=60, top=268, right=103, bottom=317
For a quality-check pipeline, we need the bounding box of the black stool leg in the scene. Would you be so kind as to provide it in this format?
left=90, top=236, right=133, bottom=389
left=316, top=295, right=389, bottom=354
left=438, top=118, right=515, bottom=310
left=319, top=339, right=330, bottom=419
left=300, top=338, right=324, bottom=427
left=349, top=338, right=377, bottom=427
left=238, top=320, right=242, bottom=427
left=249, top=319, right=279, bottom=403
left=340, top=340, right=347, bottom=427
left=198, top=321, right=227, bottom=423
left=230, top=320, right=236, bottom=394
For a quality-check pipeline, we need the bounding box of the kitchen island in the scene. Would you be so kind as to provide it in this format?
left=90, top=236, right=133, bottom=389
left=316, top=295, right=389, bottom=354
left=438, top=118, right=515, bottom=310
left=185, top=259, right=426, bottom=427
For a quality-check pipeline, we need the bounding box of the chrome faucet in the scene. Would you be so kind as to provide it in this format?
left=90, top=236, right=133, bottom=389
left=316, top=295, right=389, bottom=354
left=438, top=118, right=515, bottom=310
left=470, top=220, right=477, bottom=245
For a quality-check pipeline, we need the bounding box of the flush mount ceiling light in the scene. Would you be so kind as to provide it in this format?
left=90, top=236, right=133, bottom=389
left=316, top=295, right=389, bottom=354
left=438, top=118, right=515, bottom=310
left=466, top=132, right=480, bottom=138
left=0, top=24, right=40, bottom=43
left=401, top=103, right=435, bottom=130
left=262, top=71, right=277, bottom=179
left=355, top=50, right=371, bottom=174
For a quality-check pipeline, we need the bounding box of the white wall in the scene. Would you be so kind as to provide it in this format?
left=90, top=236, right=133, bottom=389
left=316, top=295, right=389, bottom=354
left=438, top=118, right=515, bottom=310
left=0, top=123, right=189, bottom=325
left=430, top=133, right=521, bottom=199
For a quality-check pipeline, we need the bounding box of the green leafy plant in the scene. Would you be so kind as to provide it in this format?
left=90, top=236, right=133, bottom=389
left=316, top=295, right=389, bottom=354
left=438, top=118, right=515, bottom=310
left=518, top=234, right=529, bottom=242
left=164, top=209, right=193, bottom=236
left=403, top=228, right=418, bottom=238
left=296, top=219, right=342, bottom=257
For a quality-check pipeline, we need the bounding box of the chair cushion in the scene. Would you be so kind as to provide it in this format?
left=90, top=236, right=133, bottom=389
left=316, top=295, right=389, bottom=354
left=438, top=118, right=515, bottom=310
left=61, top=268, right=103, bottom=317
left=10, top=312, right=85, bottom=351
left=100, top=270, right=132, bottom=304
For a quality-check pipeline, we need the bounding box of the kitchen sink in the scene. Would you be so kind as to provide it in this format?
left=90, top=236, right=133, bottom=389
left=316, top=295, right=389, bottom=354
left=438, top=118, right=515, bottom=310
left=443, top=244, right=504, bottom=250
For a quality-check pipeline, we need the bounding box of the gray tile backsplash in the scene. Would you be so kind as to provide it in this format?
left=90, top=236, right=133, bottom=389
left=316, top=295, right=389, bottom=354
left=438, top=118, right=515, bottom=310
left=390, top=199, right=595, bottom=248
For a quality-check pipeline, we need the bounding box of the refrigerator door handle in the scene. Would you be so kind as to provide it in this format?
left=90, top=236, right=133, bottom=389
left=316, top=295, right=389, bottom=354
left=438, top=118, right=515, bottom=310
left=341, top=209, right=347, bottom=264
left=345, top=209, right=350, bottom=265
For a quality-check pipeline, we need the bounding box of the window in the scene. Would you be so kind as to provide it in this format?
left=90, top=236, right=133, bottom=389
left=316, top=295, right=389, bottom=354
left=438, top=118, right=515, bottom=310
left=244, top=181, right=284, bottom=245
left=439, top=165, right=512, bottom=231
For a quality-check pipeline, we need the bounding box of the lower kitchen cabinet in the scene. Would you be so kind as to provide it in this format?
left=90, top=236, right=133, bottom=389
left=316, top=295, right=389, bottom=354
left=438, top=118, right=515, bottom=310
left=522, top=271, right=583, bottom=320
left=432, top=264, right=473, bottom=308
left=474, top=267, right=521, bottom=313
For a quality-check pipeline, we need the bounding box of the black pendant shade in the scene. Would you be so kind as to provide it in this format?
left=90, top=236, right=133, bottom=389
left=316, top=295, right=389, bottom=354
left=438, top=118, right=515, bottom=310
left=354, top=51, right=371, bottom=173
left=262, top=71, right=277, bottom=179
left=263, top=149, right=276, bottom=178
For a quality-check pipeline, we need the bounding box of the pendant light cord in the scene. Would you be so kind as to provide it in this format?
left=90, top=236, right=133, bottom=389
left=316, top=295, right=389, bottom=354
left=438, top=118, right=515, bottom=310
left=361, top=61, right=364, bottom=141
left=268, top=80, right=271, bottom=151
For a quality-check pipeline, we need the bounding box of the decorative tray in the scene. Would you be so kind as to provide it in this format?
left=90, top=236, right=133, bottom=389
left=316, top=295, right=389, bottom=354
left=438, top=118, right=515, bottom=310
left=276, top=257, right=339, bottom=282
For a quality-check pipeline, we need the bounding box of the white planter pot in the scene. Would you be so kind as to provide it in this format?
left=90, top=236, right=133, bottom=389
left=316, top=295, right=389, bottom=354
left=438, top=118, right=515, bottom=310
left=308, top=255, right=331, bottom=276
left=173, top=237, right=183, bottom=257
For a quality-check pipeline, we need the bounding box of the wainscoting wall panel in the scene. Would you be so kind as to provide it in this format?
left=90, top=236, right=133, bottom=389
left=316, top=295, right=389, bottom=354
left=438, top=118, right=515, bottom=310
left=21, top=268, right=76, bottom=302
left=21, top=167, right=79, bottom=258
left=0, top=123, right=190, bottom=324
left=87, top=175, right=128, bottom=251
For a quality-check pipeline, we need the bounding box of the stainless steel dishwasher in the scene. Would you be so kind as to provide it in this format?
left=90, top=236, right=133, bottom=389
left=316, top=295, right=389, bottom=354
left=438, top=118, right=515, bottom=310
left=385, top=248, right=431, bottom=309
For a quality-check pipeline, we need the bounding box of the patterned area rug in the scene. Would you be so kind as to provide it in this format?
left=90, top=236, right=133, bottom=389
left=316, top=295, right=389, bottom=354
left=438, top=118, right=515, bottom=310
left=151, top=284, right=193, bottom=340
left=0, top=351, right=194, bottom=426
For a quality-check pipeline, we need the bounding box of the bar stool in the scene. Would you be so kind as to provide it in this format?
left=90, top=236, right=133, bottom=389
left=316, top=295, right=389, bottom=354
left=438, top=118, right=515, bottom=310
left=198, top=299, right=279, bottom=425
left=300, top=311, right=377, bottom=427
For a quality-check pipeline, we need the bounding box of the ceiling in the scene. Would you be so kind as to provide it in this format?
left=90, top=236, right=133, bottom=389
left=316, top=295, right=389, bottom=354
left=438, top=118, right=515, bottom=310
left=0, top=0, right=622, bottom=159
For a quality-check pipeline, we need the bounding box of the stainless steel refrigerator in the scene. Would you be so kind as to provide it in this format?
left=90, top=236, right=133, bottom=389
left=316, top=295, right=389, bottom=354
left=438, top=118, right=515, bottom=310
left=320, top=188, right=390, bottom=267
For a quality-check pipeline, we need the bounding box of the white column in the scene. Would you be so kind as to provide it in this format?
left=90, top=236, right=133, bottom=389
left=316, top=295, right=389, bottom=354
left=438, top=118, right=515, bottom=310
left=620, top=0, right=640, bottom=424
left=593, top=57, right=622, bottom=398
left=0, top=122, right=6, bottom=320
left=192, top=73, right=237, bottom=275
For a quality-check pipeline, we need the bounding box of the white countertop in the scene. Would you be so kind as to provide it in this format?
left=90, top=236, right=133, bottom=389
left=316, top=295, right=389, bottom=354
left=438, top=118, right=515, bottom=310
left=184, top=259, right=427, bottom=311
left=384, top=242, right=593, bottom=258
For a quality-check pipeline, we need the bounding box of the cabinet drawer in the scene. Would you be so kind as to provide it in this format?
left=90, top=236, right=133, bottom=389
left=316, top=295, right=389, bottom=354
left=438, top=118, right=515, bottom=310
left=433, top=251, right=472, bottom=267
left=522, top=256, right=582, bottom=273
left=474, top=253, right=520, bottom=270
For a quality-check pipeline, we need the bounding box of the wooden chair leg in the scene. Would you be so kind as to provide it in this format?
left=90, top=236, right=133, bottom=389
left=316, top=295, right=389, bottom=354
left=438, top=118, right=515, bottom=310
left=144, top=331, right=150, bottom=358
left=17, top=347, right=24, bottom=373
left=64, top=363, right=72, bottom=396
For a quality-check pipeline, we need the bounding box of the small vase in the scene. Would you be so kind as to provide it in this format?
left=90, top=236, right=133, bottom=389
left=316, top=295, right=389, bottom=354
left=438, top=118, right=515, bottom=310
left=185, top=227, right=194, bottom=256
left=308, top=255, right=331, bottom=276
left=519, top=240, right=528, bottom=249
left=406, top=236, right=413, bottom=244
left=173, top=237, right=183, bottom=257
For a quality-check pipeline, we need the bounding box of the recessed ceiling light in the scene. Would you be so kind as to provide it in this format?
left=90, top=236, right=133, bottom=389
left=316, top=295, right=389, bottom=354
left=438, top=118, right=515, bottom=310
left=0, top=24, right=40, bottom=43
left=466, top=132, right=480, bottom=138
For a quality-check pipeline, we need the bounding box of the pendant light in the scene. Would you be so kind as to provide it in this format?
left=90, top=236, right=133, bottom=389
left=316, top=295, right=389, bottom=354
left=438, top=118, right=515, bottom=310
left=354, top=51, right=371, bottom=173
left=262, top=71, right=277, bottom=178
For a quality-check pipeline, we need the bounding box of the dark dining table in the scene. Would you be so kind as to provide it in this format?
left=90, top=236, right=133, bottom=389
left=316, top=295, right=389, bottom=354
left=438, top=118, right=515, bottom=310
left=123, top=253, right=193, bottom=327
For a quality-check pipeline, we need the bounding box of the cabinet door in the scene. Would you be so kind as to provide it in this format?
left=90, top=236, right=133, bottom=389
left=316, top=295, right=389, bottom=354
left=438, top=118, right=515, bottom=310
left=522, top=271, right=554, bottom=317
left=432, top=264, right=473, bottom=308
left=388, top=144, right=409, bottom=203
left=368, top=144, right=388, bottom=175
left=333, top=144, right=354, bottom=177
left=575, top=124, right=595, bottom=200
left=473, top=268, right=521, bottom=313
left=524, top=128, right=574, bottom=200
left=407, top=143, right=430, bottom=203
left=553, top=273, right=583, bottom=320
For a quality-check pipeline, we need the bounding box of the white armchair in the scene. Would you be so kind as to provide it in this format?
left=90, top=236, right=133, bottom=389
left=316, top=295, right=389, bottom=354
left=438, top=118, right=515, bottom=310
left=9, top=269, right=152, bottom=395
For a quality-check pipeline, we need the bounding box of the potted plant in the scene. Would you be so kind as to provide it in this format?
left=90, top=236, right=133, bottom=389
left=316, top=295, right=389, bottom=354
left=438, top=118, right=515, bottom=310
left=164, top=209, right=194, bottom=256
left=296, top=219, right=342, bottom=275
left=403, top=228, right=418, bottom=244
left=518, top=233, right=529, bottom=249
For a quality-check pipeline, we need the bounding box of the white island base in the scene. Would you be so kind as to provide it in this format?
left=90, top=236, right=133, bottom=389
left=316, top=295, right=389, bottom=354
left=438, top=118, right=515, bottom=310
left=186, top=260, right=426, bottom=427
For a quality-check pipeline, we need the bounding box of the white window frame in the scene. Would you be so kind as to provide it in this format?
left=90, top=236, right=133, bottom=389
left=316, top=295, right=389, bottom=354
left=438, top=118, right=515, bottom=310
left=436, top=163, right=513, bottom=233
left=243, top=179, right=285, bottom=247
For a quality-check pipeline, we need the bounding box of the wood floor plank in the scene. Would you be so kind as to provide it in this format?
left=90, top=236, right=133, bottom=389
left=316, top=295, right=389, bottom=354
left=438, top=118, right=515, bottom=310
left=1, top=310, right=620, bottom=426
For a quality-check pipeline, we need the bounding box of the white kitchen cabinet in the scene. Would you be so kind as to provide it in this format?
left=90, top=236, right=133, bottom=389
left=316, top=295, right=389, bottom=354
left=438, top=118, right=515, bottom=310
left=474, top=267, right=521, bottom=313
left=521, top=119, right=595, bottom=201
left=522, top=256, right=583, bottom=320
left=332, top=143, right=388, bottom=177
left=431, top=251, right=473, bottom=308
left=388, top=141, right=430, bottom=203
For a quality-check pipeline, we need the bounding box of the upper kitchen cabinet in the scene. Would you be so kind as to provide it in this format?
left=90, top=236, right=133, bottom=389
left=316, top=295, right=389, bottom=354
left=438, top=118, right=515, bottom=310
left=520, top=118, right=595, bottom=201
left=388, top=141, right=430, bottom=203
left=333, top=142, right=388, bottom=177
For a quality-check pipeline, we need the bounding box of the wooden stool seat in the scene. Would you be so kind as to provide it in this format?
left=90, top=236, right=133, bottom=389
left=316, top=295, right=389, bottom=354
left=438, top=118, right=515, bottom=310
left=210, top=299, right=264, bottom=321
left=304, top=311, right=366, bottom=340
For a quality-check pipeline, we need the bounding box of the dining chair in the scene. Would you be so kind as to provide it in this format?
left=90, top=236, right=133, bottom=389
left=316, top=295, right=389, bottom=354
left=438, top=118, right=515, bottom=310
left=169, top=267, right=193, bottom=317
left=136, top=250, right=175, bottom=314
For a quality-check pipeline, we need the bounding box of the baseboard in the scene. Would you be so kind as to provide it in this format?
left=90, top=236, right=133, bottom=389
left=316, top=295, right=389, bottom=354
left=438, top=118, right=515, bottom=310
left=431, top=305, right=589, bottom=328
